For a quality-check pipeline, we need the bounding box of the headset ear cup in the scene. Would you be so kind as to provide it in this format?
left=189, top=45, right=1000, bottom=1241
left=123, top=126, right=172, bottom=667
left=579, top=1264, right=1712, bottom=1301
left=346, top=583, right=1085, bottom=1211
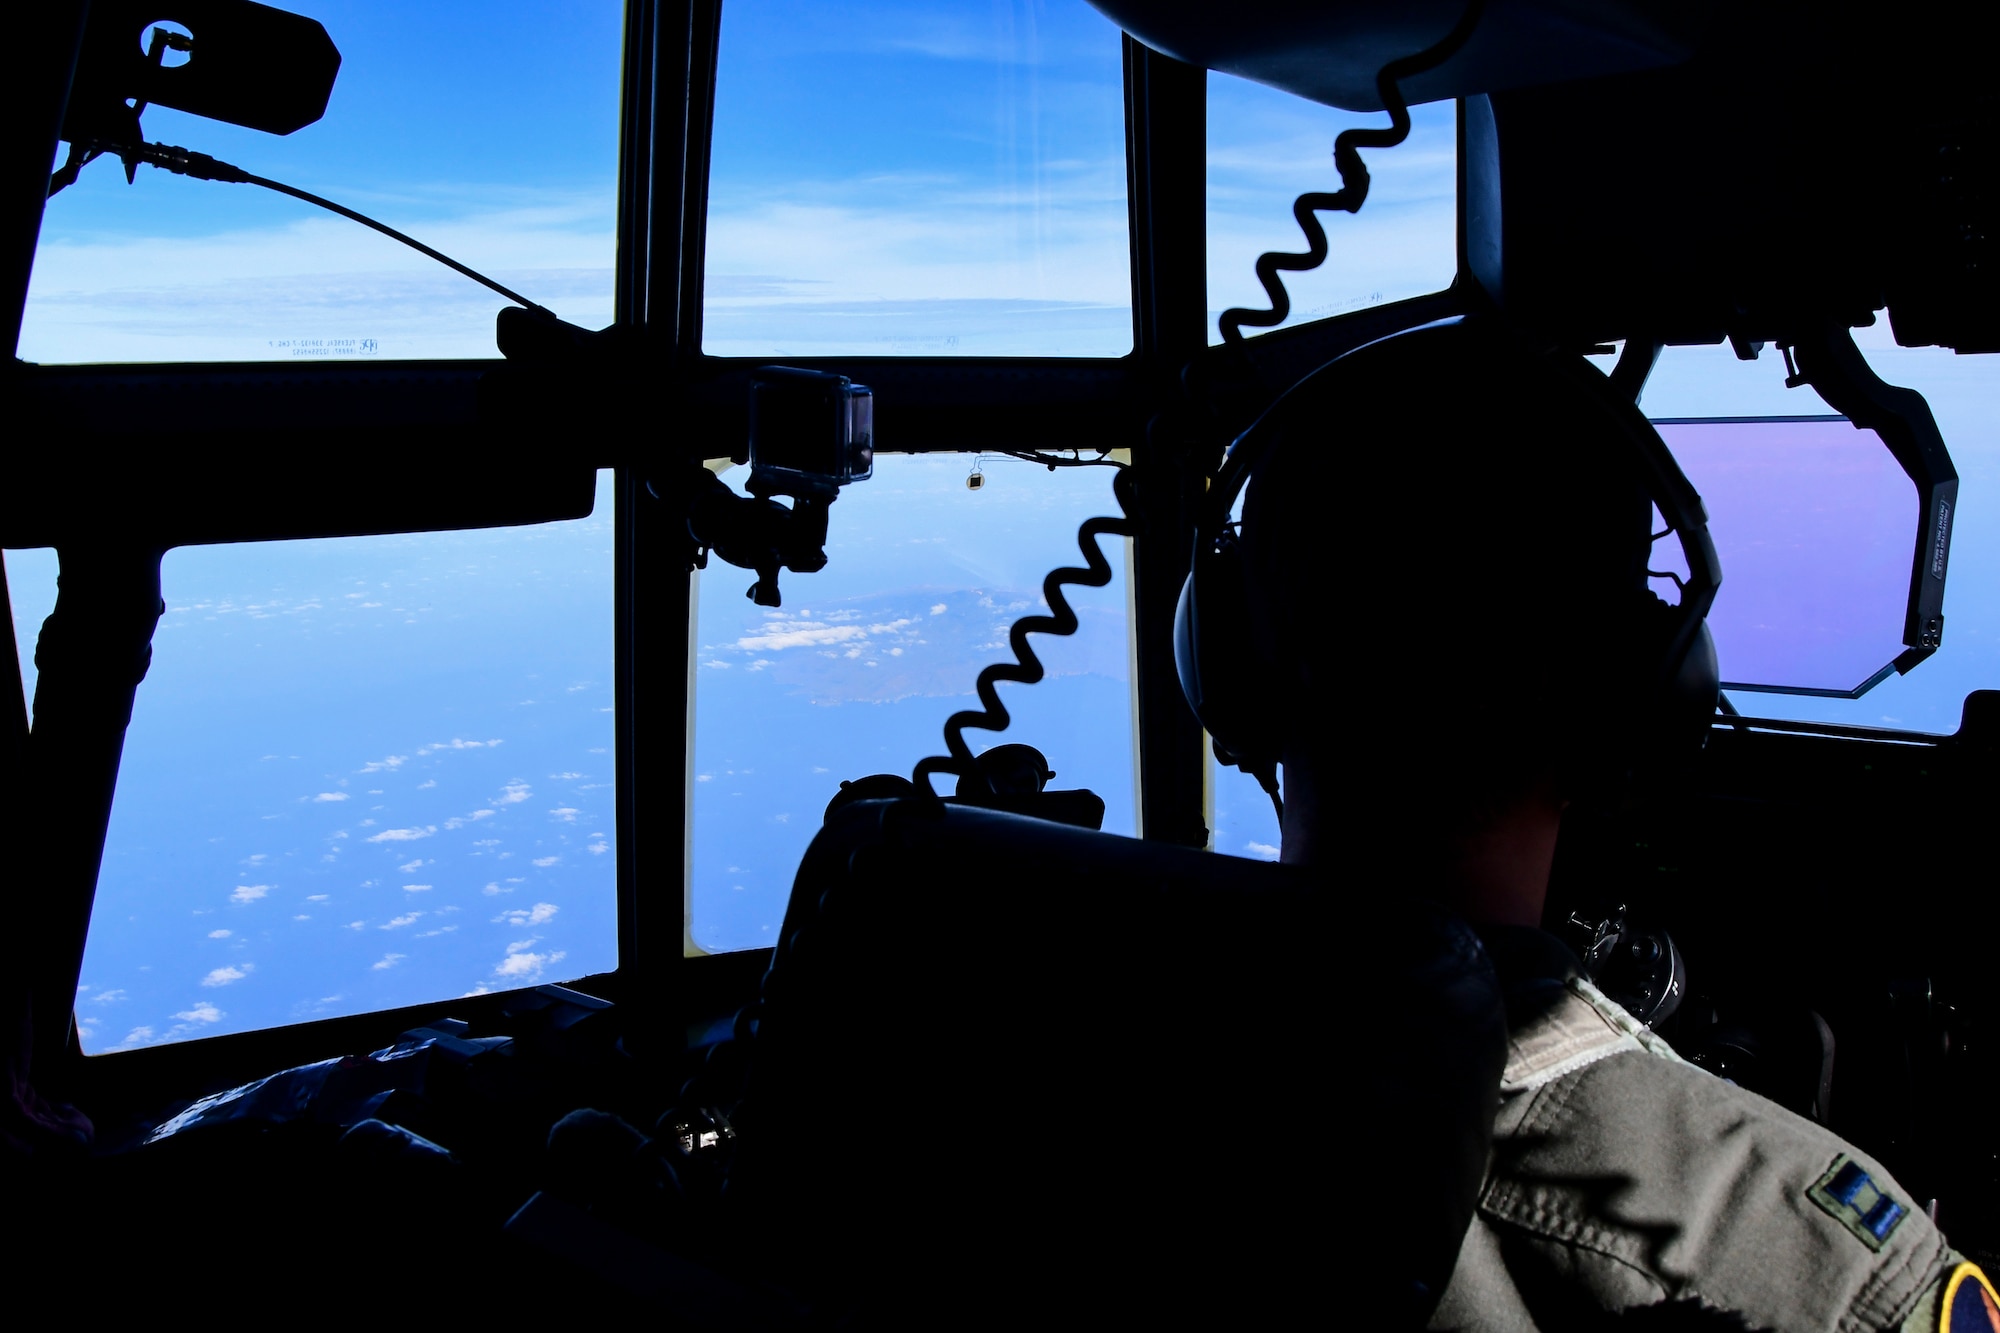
left=1578, top=595, right=1720, bottom=798
left=1664, top=620, right=1720, bottom=749
left=1634, top=596, right=1720, bottom=768
left=1175, top=536, right=1274, bottom=771
left=1173, top=559, right=1217, bottom=732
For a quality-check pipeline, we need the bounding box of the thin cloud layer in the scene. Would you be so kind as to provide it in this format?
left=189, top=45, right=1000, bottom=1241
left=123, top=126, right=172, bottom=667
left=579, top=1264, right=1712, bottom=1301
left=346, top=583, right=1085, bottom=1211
left=366, top=826, right=437, bottom=843
left=24, top=190, right=615, bottom=363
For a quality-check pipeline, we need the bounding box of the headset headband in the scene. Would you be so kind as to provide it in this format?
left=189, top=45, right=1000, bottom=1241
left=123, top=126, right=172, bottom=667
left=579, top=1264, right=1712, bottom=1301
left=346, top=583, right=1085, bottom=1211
left=1201, top=315, right=1722, bottom=689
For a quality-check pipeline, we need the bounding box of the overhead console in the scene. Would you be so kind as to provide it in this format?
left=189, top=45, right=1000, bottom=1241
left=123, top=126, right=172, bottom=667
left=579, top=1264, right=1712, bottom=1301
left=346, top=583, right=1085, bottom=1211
left=1447, top=2, right=1982, bottom=699
left=1463, top=2, right=2000, bottom=356
left=1086, top=0, right=1715, bottom=115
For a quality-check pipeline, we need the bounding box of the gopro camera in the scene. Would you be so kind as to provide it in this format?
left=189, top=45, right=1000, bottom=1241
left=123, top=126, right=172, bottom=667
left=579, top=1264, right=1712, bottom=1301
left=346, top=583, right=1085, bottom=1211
left=748, top=366, right=874, bottom=500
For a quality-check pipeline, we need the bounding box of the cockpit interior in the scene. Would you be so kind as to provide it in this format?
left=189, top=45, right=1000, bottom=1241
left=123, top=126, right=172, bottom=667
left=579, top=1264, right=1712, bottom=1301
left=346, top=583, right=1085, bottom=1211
left=4, top=0, right=1997, bottom=1324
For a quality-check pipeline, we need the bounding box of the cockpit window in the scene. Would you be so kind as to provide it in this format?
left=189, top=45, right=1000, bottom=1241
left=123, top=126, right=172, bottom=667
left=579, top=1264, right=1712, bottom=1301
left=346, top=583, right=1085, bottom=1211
left=1651, top=417, right=1916, bottom=698
left=1629, top=333, right=1997, bottom=734
left=688, top=453, right=1135, bottom=953
left=1206, top=76, right=1455, bottom=344
left=702, top=0, right=1133, bottom=358
left=1212, top=760, right=1282, bottom=863
left=20, top=3, right=622, bottom=364
left=9, top=473, right=617, bottom=1053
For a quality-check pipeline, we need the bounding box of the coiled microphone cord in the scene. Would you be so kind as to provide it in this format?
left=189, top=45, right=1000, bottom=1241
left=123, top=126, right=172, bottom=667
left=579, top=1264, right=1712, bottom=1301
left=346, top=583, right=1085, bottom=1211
left=913, top=464, right=1137, bottom=798
left=1217, top=0, right=1485, bottom=345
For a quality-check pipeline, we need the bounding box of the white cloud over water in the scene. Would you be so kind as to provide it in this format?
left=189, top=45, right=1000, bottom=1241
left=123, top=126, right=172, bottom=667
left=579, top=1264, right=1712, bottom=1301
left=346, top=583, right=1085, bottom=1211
left=366, top=825, right=436, bottom=843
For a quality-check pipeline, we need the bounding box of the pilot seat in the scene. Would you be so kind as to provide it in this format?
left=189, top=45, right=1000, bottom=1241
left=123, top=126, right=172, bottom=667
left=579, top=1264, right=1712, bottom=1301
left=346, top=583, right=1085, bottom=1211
left=715, top=797, right=1509, bottom=1327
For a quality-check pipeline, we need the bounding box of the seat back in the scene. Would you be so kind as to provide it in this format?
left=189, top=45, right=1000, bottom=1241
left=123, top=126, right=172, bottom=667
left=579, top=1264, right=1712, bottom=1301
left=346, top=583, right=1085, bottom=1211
left=724, top=800, right=1505, bottom=1326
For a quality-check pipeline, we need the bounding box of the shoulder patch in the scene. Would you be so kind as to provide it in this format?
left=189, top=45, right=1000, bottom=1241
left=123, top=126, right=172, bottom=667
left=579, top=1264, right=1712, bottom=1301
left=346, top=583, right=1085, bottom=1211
left=1941, top=1261, right=2000, bottom=1333
left=1806, top=1155, right=1907, bottom=1252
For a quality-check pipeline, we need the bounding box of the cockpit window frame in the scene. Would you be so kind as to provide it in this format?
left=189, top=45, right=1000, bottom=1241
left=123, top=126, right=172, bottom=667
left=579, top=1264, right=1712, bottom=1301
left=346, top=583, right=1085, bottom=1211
left=5, top=2, right=1476, bottom=1076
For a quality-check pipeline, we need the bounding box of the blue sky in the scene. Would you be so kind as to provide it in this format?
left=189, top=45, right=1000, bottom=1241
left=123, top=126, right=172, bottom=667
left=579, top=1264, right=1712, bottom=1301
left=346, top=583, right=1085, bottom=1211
left=702, top=0, right=1132, bottom=356
left=1207, top=83, right=1455, bottom=338
left=21, top=1, right=624, bottom=360
left=701, top=2, right=1456, bottom=356
left=19, top=0, right=1458, bottom=363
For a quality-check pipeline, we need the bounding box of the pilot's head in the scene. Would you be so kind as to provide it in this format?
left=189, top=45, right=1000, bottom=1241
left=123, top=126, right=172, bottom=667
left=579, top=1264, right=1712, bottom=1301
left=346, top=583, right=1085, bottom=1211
left=1233, top=320, right=1670, bottom=857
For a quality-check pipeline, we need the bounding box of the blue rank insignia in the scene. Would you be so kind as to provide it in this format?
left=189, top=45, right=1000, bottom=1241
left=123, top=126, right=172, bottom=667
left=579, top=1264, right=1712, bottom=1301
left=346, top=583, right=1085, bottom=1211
left=1806, top=1155, right=1907, bottom=1252
left=1940, top=1261, right=2000, bottom=1333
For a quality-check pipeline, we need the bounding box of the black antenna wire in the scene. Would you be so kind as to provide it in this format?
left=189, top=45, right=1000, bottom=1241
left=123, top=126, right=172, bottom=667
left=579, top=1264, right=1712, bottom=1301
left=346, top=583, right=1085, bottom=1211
left=1217, top=0, right=1485, bottom=345
left=52, top=138, right=551, bottom=315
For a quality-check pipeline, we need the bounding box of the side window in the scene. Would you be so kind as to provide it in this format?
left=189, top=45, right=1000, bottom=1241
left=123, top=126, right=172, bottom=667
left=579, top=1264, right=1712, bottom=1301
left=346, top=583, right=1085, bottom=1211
left=702, top=0, right=1132, bottom=357
left=688, top=454, right=1135, bottom=953
left=21, top=4, right=623, bottom=363
left=1207, top=74, right=1456, bottom=344
left=1651, top=417, right=1915, bottom=698
left=9, top=473, right=617, bottom=1053
left=1628, top=333, right=1998, bottom=734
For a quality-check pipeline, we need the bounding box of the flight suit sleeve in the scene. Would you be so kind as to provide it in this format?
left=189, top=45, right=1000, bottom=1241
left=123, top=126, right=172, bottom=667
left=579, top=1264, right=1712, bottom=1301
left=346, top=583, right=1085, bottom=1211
left=1434, top=984, right=1961, bottom=1332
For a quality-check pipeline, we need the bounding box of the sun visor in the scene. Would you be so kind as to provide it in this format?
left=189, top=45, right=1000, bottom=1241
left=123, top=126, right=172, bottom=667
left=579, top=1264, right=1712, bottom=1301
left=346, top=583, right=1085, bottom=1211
left=63, top=0, right=341, bottom=143
left=1463, top=6, right=2000, bottom=354
left=1085, top=0, right=1714, bottom=112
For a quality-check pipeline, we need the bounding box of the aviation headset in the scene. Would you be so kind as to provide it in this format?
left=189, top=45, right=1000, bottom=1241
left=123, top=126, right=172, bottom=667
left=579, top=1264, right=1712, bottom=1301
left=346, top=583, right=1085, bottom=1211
left=1174, top=316, right=1722, bottom=802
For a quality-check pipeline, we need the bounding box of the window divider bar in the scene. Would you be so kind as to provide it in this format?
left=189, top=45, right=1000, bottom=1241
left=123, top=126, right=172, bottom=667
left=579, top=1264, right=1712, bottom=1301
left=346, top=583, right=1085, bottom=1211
left=634, top=0, right=723, bottom=349
left=1122, top=38, right=1212, bottom=849
left=615, top=0, right=659, bottom=328
left=616, top=466, right=700, bottom=1042
left=1, top=2, right=91, bottom=362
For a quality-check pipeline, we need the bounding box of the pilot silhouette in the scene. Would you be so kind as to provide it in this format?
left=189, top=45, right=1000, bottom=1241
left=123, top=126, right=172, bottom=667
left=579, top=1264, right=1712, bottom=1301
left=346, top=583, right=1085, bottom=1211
left=1199, top=321, right=1994, bottom=1331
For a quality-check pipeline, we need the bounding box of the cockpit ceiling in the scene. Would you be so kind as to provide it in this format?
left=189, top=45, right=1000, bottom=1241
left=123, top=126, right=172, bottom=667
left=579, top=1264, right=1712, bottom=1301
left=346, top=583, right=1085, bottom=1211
left=1086, top=0, right=1713, bottom=113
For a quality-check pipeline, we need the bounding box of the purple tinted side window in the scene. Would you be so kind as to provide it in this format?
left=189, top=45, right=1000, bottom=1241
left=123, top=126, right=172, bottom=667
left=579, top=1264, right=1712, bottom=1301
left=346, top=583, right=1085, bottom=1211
left=1656, top=418, right=1915, bottom=696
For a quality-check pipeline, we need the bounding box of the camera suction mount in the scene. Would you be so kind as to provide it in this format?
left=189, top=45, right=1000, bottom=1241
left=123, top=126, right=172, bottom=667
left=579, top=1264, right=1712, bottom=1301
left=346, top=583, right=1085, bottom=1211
left=681, top=367, right=874, bottom=608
